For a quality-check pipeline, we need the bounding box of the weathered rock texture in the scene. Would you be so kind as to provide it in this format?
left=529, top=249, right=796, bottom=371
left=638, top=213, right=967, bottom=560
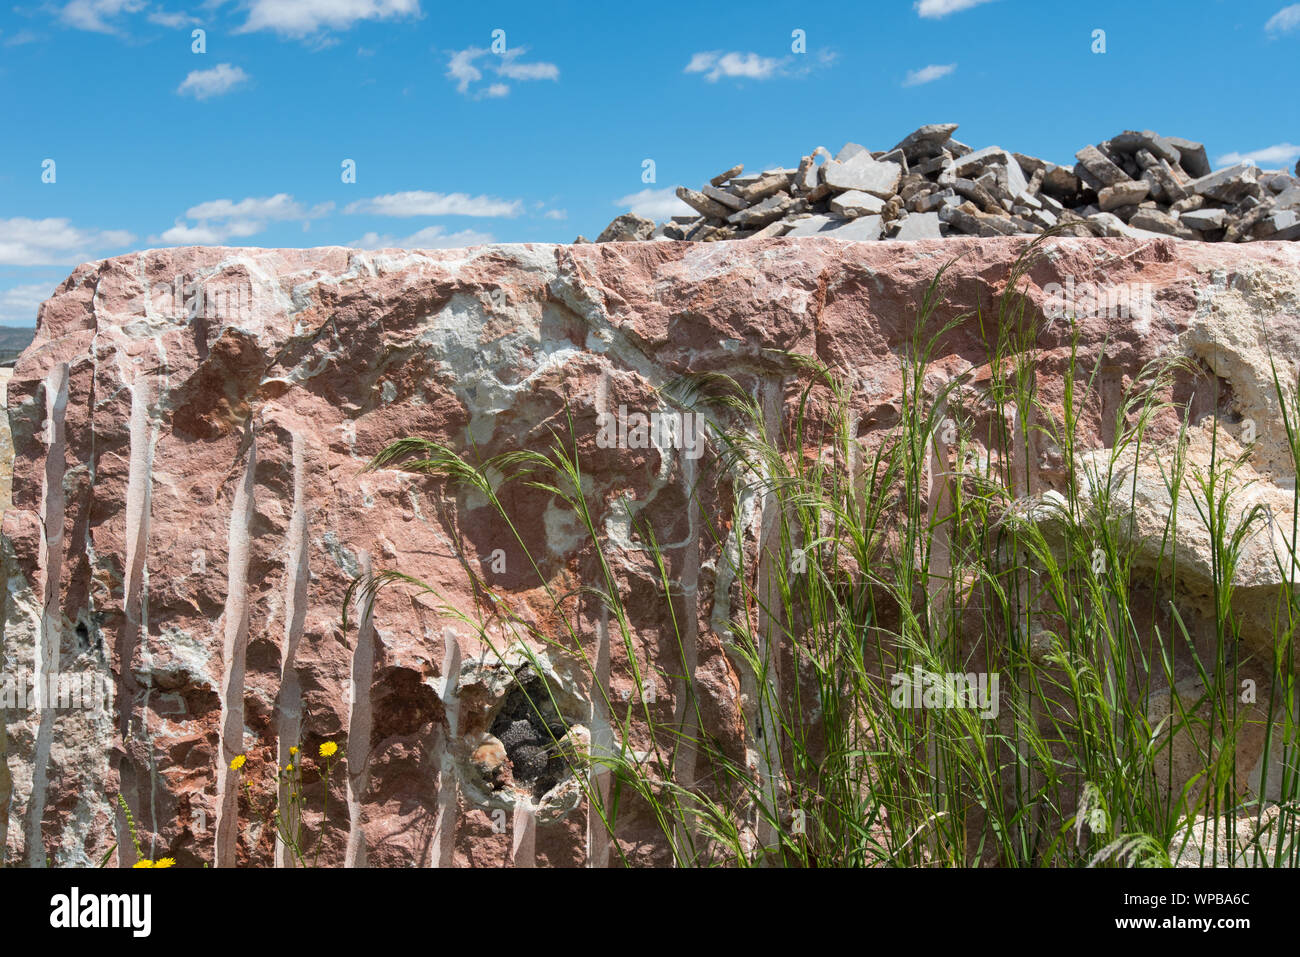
left=3, top=237, right=1300, bottom=867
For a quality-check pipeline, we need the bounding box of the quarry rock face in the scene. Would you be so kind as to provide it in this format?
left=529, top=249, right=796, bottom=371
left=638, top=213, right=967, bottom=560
left=3, top=236, right=1300, bottom=867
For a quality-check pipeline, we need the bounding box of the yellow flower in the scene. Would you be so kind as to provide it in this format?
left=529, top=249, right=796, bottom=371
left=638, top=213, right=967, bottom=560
left=318, top=741, right=338, bottom=759
left=289, top=746, right=299, bottom=756
left=133, top=860, right=154, bottom=869
left=285, top=764, right=294, bottom=772
left=230, top=754, right=246, bottom=771
left=154, top=858, right=176, bottom=869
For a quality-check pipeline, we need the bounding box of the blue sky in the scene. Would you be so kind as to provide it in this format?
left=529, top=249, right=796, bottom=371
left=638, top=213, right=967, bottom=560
left=1, top=0, right=1298, bottom=325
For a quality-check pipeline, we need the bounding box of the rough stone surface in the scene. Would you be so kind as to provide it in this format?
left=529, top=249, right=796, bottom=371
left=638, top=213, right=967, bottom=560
left=4, top=237, right=1300, bottom=868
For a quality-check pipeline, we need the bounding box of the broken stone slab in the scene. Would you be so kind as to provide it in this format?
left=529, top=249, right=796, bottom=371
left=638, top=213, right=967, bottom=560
left=916, top=189, right=960, bottom=213
left=1170, top=194, right=1206, bottom=213
left=1180, top=207, right=1228, bottom=231
left=794, top=154, right=818, bottom=192
left=818, top=214, right=883, bottom=241
left=1012, top=152, right=1052, bottom=177
left=898, top=176, right=934, bottom=202
left=914, top=153, right=954, bottom=178
left=1262, top=172, right=1299, bottom=193
left=1085, top=211, right=1170, bottom=241
left=1042, top=164, right=1083, bottom=197
left=1258, top=209, right=1300, bottom=239
left=892, top=211, right=943, bottom=240
left=701, top=183, right=746, bottom=210
left=877, top=148, right=909, bottom=172
left=823, top=152, right=903, bottom=198
left=950, top=146, right=1029, bottom=196
left=951, top=177, right=1004, bottom=214
left=1165, top=136, right=1211, bottom=177
left=804, top=181, right=833, bottom=202
left=1075, top=144, right=1132, bottom=187
left=938, top=202, right=986, bottom=236
left=675, top=186, right=733, bottom=220
left=1098, top=180, right=1151, bottom=211
left=783, top=214, right=837, bottom=236
left=597, top=213, right=656, bottom=242
left=1271, top=185, right=1300, bottom=210
left=1028, top=208, right=1059, bottom=228
left=830, top=189, right=887, bottom=217
left=1111, top=130, right=1182, bottom=166
left=973, top=169, right=1017, bottom=209
left=1141, top=161, right=1190, bottom=205
left=710, top=164, right=744, bottom=187
left=1224, top=203, right=1277, bottom=243
left=1129, top=208, right=1196, bottom=239
left=1189, top=162, right=1260, bottom=203
left=734, top=170, right=797, bottom=203
left=727, top=193, right=796, bottom=227
left=745, top=219, right=793, bottom=240
left=836, top=143, right=869, bottom=163
left=1267, top=220, right=1300, bottom=241
left=890, top=122, right=959, bottom=159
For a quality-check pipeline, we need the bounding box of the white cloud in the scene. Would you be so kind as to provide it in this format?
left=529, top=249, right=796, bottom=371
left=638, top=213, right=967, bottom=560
left=903, top=63, right=956, bottom=86
left=543, top=209, right=568, bottom=220
left=614, top=188, right=692, bottom=221
left=348, top=226, right=495, bottom=249
left=445, top=45, right=559, bottom=98
left=240, top=0, right=420, bottom=37
left=1216, top=142, right=1300, bottom=168
left=177, top=63, right=250, bottom=99
left=184, top=195, right=330, bottom=221
left=446, top=46, right=485, bottom=93
left=4, top=29, right=40, bottom=46
left=915, top=0, right=997, bottom=18
left=148, top=9, right=201, bottom=27
left=0, top=218, right=133, bottom=266
left=684, top=51, right=783, bottom=82
left=496, top=48, right=559, bottom=82
left=0, top=283, right=58, bottom=325
left=1266, top=4, right=1300, bottom=32
left=158, top=193, right=332, bottom=244
left=344, top=191, right=523, bottom=218
left=59, top=0, right=146, bottom=34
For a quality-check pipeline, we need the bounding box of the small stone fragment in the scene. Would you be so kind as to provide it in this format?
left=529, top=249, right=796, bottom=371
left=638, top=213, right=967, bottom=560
left=830, top=190, right=886, bottom=217
left=710, top=164, right=743, bottom=187
left=596, top=213, right=656, bottom=243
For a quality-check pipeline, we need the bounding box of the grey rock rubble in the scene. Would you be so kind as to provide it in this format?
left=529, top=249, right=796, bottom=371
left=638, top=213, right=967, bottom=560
left=593, top=124, right=1300, bottom=244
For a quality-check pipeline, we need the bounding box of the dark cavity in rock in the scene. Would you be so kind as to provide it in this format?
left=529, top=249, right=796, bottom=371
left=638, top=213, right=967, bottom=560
left=489, top=665, right=571, bottom=800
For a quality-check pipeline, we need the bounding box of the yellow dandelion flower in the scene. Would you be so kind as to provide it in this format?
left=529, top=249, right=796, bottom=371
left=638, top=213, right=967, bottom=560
left=133, top=860, right=154, bottom=869
left=285, top=764, right=294, bottom=772
left=154, top=858, right=176, bottom=869
left=290, top=746, right=299, bottom=756
left=230, top=754, right=246, bottom=771
left=319, top=741, right=338, bottom=758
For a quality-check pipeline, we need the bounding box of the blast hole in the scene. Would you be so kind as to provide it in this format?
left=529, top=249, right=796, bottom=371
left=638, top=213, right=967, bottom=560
left=489, top=665, right=571, bottom=800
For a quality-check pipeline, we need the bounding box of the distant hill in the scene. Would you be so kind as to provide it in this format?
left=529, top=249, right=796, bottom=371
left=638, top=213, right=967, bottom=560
left=0, top=326, right=36, bottom=363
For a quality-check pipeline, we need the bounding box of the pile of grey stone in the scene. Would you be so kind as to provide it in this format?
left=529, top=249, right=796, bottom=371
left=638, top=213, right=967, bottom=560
left=589, top=123, right=1300, bottom=244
